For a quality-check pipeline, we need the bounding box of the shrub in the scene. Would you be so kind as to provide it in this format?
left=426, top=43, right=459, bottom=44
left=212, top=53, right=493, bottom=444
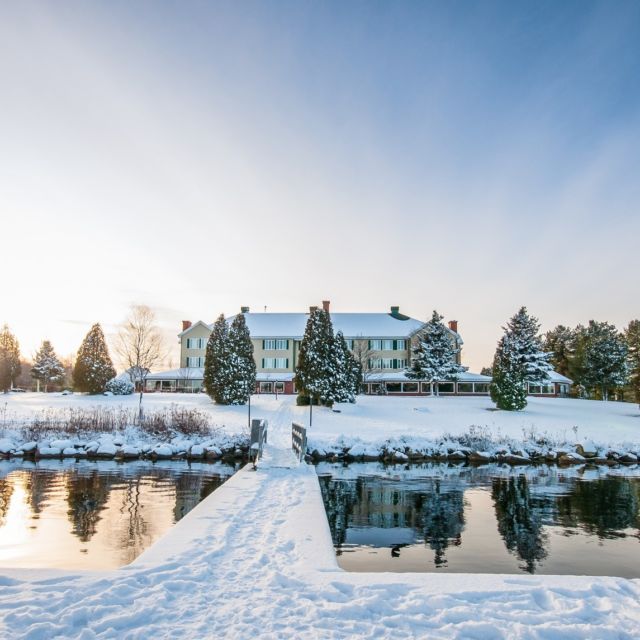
left=105, top=377, right=134, bottom=395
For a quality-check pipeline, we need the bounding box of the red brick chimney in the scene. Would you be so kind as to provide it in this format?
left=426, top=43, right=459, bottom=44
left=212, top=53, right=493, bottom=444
left=322, top=300, right=330, bottom=312
left=448, top=320, right=458, bottom=333
left=182, top=320, right=192, bottom=331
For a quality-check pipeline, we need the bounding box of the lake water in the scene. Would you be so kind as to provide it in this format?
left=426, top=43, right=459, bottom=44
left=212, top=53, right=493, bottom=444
left=317, top=462, right=640, bottom=576
left=0, top=459, right=238, bottom=570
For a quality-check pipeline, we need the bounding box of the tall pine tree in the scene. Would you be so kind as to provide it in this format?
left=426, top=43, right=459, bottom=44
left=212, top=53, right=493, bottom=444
left=580, top=320, right=628, bottom=401
left=31, top=340, right=64, bottom=392
left=543, top=325, right=574, bottom=378
left=227, top=313, right=256, bottom=404
left=405, top=311, right=464, bottom=395
left=328, top=331, right=360, bottom=403
left=490, top=335, right=528, bottom=410
left=295, top=308, right=334, bottom=405
left=490, top=307, right=551, bottom=410
left=72, top=324, right=116, bottom=394
left=625, top=320, right=640, bottom=403
left=0, top=324, right=21, bottom=393
left=203, top=314, right=234, bottom=404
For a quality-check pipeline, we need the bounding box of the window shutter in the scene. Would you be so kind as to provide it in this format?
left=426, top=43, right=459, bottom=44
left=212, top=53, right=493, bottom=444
left=286, top=340, right=289, bottom=349
left=261, top=358, right=265, bottom=368
left=286, top=358, right=289, bottom=368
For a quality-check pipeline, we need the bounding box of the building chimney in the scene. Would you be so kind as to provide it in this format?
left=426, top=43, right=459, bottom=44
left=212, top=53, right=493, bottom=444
left=448, top=320, right=458, bottom=333
left=182, top=320, right=192, bottom=331
left=322, top=300, right=330, bottom=312
left=390, top=305, right=400, bottom=316
left=241, top=306, right=249, bottom=313
left=309, top=305, right=318, bottom=313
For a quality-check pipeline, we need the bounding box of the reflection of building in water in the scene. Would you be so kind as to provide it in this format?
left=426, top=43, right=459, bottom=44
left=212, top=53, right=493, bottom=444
left=24, top=469, right=58, bottom=515
left=319, top=475, right=466, bottom=566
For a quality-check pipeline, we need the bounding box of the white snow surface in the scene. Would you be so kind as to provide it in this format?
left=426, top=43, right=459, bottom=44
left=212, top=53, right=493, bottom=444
left=0, top=416, right=639, bottom=638
left=2, top=393, right=640, bottom=455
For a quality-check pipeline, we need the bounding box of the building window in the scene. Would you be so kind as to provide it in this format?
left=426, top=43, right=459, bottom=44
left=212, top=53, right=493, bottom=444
left=263, top=339, right=276, bottom=350
left=474, top=383, right=490, bottom=394
left=198, top=338, right=206, bottom=349
left=395, top=339, right=406, bottom=351
left=421, top=382, right=432, bottom=394
left=275, top=381, right=285, bottom=393
left=186, top=356, right=203, bottom=368
left=261, top=358, right=289, bottom=369
left=276, top=339, right=289, bottom=350
left=186, top=338, right=206, bottom=349
left=369, top=339, right=382, bottom=350
left=259, top=382, right=273, bottom=393
left=345, top=339, right=354, bottom=350
left=386, top=382, right=402, bottom=393
left=457, top=382, right=473, bottom=393
left=438, top=382, right=455, bottom=393
left=382, top=339, right=394, bottom=350
left=402, top=382, right=418, bottom=393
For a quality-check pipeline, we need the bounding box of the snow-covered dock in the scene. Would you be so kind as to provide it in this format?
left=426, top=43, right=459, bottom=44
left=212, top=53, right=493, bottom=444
left=1, top=418, right=640, bottom=638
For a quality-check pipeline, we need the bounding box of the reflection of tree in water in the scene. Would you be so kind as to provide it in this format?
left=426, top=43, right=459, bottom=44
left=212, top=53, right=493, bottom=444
left=24, top=469, right=58, bottom=515
left=416, top=480, right=464, bottom=567
left=0, top=477, right=13, bottom=526
left=492, top=476, right=548, bottom=573
left=66, top=469, right=116, bottom=542
left=317, top=475, right=359, bottom=548
left=557, top=477, right=639, bottom=539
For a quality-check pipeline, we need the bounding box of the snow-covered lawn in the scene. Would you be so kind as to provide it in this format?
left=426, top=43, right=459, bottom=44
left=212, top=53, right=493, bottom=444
left=2, top=392, right=639, bottom=451
left=0, top=424, right=638, bottom=639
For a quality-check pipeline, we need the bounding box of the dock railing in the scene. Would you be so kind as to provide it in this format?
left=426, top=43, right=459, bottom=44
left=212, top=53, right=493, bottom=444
left=250, top=418, right=268, bottom=469
left=291, top=422, right=307, bottom=462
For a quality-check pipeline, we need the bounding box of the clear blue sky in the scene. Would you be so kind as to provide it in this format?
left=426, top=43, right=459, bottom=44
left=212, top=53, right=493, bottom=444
left=2, top=0, right=640, bottom=370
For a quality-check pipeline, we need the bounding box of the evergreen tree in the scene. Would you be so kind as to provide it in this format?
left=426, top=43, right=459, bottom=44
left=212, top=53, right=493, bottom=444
left=480, top=366, right=493, bottom=377
left=405, top=311, right=464, bottom=395
left=543, top=325, right=574, bottom=378
left=295, top=308, right=334, bottom=404
left=328, top=331, right=360, bottom=403
left=490, top=335, right=528, bottom=410
left=0, top=324, right=21, bottom=393
left=489, top=307, right=551, bottom=410
left=72, top=324, right=116, bottom=394
left=624, top=320, right=640, bottom=403
left=31, top=340, right=64, bottom=392
left=226, top=313, right=256, bottom=404
left=203, top=314, right=234, bottom=404
left=580, top=320, right=628, bottom=401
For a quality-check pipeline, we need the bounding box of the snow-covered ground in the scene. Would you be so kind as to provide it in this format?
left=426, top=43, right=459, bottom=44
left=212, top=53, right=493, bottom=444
left=0, top=418, right=638, bottom=639
left=2, top=392, right=639, bottom=454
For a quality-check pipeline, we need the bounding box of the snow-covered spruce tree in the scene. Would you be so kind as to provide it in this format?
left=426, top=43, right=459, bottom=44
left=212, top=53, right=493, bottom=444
left=72, top=324, right=116, bottom=394
left=489, top=307, right=551, bottom=410
left=405, top=311, right=464, bottom=395
left=490, top=335, right=527, bottom=410
left=203, top=314, right=234, bottom=404
left=580, top=320, right=628, bottom=401
left=31, top=340, right=64, bottom=392
left=226, top=313, right=256, bottom=404
left=0, top=324, right=21, bottom=393
left=295, top=307, right=334, bottom=405
left=327, top=331, right=360, bottom=403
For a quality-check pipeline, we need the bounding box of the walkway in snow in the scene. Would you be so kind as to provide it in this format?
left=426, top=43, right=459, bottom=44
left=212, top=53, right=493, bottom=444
left=0, top=417, right=639, bottom=638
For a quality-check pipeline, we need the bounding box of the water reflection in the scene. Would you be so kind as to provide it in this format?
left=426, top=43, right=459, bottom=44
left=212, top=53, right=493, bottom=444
left=0, top=460, right=237, bottom=570
left=318, top=463, right=640, bottom=576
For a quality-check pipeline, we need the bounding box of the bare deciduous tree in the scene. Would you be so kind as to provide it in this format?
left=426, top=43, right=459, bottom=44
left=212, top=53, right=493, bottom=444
left=116, top=305, right=167, bottom=419
left=350, top=339, right=381, bottom=386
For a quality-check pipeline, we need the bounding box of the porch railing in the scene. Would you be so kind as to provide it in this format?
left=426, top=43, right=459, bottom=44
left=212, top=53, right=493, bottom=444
left=291, top=422, right=307, bottom=462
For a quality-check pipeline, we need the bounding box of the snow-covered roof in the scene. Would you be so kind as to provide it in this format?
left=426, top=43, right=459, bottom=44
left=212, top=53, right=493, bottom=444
left=228, top=312, right=427, bottom=339
left=366, top=371, right=490, bottom=383
left=146, top=368, right=204, bottom=380
left=546, top=371, right=573, bottom=384
left=256, top=372, right=295, bottom=382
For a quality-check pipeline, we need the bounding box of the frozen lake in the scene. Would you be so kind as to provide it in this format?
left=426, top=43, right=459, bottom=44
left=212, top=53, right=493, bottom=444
left=0, top=459, right=238, bottom=570
left=317, top=462, right=640, bottom=577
